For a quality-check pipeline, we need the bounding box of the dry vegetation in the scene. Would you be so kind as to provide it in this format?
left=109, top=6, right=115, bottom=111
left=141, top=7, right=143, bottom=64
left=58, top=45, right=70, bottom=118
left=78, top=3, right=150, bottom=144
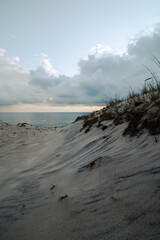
left=76, top=58, right=160, bottom=137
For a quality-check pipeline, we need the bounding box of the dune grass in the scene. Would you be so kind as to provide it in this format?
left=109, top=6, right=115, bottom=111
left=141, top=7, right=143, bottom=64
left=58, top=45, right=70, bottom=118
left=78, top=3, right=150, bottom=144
left=77, top=57, right=160, bottom=136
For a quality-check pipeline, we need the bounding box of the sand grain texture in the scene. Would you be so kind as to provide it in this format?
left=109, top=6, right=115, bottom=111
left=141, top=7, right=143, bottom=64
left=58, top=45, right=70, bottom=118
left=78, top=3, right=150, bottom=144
left=0, top=119, right=160, bottom=240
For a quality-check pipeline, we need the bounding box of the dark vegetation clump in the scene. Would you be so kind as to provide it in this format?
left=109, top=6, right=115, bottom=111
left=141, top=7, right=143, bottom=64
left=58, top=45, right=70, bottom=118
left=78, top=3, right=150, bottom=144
left=123, top=103, right=149, bottom=136
left=81, top=116, right=98, bottom=133
left=123, top=103, right=160, bottom=136
left=59, top=194, right=68, bottom=201
left=99, top=110, right=115, bottom=122
left=74, top=115, right=89, bottom=122
left=79, top=157, right=102, bottom=172
left=17, top=123, right=29, bottom=127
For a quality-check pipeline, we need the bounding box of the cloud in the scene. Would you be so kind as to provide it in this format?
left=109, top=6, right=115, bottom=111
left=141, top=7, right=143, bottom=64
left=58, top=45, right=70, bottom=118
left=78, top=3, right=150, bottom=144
left=0, top=55, right=28, bottom=75
left=1, top=23, right=160, bottom=108
left=90, top=44, right=111, bottom=55
left=39, top=52, right=59, bottom=77
left=30, top=66, right=61, bottom=89
left=0, top=54, right=35, bottom=106
left=0, top=48, right=6, bottom=57
left=41, top=58, right=59, bottom=77
left=30, top=53, right=60, bottom=88
left=128, top=23, right=160, bottom=59
left=40, top=52, right=48, bottom=58
left=29, top=53, right=145, bottom=105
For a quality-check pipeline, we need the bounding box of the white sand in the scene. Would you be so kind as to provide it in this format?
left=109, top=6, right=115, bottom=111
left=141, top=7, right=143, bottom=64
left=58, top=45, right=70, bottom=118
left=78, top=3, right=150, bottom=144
left=0, top=119, right=160, bottom=240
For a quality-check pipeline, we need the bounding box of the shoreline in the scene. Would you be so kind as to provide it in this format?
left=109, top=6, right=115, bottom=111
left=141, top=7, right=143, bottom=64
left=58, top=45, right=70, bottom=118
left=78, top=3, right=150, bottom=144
left=0, top=112, right=90, bottom=128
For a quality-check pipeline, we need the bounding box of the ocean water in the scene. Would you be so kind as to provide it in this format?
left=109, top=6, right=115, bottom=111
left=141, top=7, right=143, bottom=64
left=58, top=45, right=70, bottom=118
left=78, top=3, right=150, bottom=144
left=0, top=112, right=90, bottom=127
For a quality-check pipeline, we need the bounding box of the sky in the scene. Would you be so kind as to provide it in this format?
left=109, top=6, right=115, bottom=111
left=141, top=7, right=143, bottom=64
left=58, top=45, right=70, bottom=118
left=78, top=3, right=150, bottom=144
left=1, top=0, right=160, bottom=112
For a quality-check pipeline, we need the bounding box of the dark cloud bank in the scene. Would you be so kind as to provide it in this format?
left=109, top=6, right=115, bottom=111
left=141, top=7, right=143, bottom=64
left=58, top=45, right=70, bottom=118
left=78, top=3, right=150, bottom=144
left=1, top=23, right=160, bottom=107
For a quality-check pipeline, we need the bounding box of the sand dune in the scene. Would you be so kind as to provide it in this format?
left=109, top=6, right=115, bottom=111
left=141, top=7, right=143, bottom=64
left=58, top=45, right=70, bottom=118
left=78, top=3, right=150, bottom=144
left=0, top=115, right=160, bottom=239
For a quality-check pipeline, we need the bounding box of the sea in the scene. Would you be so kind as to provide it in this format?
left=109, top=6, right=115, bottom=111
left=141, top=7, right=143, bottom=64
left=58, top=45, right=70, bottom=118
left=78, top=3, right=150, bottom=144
left=0, top=112, right=90, bottom=127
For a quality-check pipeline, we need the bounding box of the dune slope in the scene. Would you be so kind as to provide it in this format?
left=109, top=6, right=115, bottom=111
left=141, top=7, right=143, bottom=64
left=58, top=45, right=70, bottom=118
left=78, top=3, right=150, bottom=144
left=0, top=112, right=160, bottom=239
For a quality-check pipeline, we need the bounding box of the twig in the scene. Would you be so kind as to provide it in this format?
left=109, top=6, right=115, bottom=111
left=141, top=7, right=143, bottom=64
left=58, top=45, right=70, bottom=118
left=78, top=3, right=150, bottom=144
left=50, top=184, right=55, bottom=190
left=59, top=194, right=68, bottom=201
left=155, top=137, right=158, bottom=142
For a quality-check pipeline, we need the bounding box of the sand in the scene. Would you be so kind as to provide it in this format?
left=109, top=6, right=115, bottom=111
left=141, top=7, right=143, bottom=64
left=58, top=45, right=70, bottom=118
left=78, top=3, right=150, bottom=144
left=0, top=119, right=160, bottom=240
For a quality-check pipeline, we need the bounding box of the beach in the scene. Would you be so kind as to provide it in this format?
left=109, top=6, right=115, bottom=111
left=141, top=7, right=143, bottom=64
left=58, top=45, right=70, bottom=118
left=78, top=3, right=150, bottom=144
left=0, top=113, right=160, bottom=239
left=1, top=1, right=160, bottom=239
